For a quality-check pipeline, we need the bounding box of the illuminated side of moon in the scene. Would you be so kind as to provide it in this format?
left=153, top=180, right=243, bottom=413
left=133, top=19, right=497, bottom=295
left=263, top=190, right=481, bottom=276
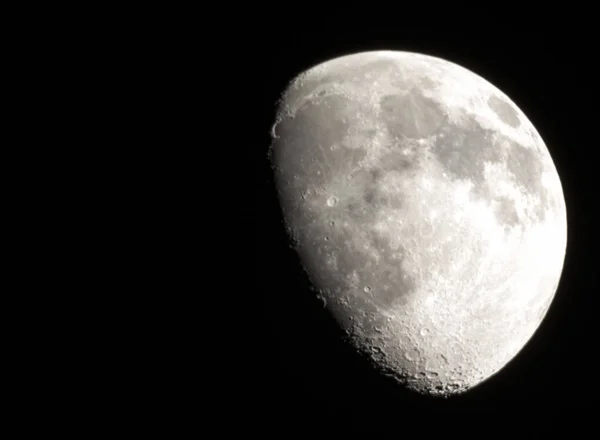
left=268, top=51, right=567, bottom=396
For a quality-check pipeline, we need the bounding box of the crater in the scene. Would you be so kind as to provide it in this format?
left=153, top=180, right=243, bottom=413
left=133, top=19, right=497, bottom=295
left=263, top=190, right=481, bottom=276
left=487, top=95, right=521, bottom=128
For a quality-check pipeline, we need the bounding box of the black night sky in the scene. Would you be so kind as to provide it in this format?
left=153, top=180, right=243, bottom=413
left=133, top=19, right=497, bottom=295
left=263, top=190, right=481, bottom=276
left=254, top=31, right=596, bottom=429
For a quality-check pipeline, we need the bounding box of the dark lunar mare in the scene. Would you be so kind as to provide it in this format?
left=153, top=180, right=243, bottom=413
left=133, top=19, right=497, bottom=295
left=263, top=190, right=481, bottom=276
left=430, top=116, right=548, bottom=224
left=270, top=92, right=423, bottom=378
left=380, top=91, right=447, bottom=140
left=271, top=95, right=368, bottom=193
left=267, top=155, right=431, bottom=405
left=272, top=91, right=420, bottom=297
left=487, top=95, right=521, bottom=128
left=376, top=86, right=550, bottom=225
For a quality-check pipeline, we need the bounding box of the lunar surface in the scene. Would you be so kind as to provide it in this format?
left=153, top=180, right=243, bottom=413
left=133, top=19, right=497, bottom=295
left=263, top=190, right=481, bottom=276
left=268, top=51, right=567, bottom=396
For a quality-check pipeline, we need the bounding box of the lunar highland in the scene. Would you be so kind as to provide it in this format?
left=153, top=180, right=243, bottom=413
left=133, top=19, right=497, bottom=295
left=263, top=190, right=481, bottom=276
left=268, top=51, right=567, bottom=396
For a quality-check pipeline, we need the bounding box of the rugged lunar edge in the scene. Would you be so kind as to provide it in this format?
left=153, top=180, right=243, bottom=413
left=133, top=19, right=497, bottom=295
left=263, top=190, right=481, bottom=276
left=268, top=51, right=567, bottom=397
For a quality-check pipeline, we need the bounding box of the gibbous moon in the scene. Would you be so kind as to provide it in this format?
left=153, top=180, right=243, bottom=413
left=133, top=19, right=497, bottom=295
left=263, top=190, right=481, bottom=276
left=268, top=51, right=567, bottom=396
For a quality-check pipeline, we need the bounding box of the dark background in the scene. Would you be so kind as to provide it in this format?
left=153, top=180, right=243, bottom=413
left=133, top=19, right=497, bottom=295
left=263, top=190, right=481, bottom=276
left=255, top=31, right=596, bottom=427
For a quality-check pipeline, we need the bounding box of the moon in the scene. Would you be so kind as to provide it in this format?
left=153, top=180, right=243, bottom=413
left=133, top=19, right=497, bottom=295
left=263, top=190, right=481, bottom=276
left=268, top=51, right=567, bottom=396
